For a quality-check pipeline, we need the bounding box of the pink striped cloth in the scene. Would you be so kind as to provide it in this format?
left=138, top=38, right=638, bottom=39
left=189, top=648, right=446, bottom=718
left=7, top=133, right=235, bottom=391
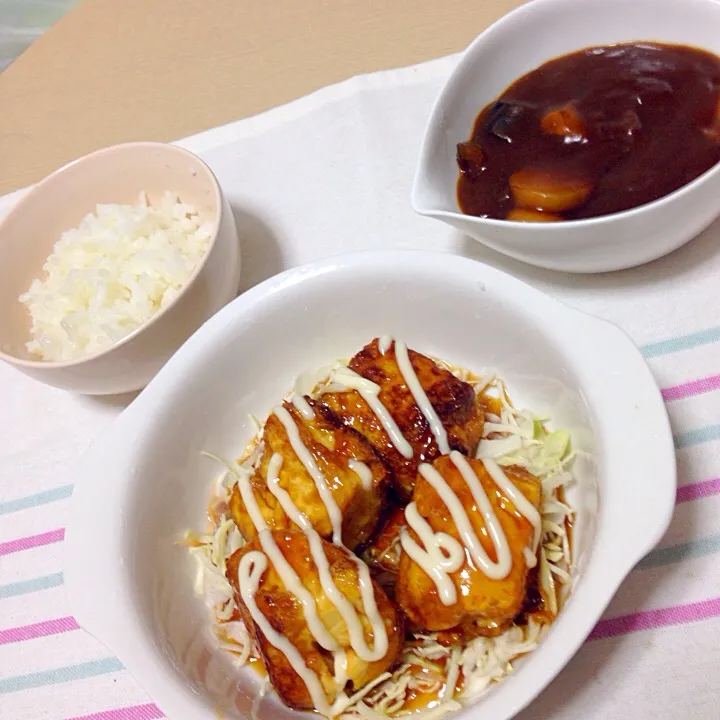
left=2, top=52, right=720, bottom=720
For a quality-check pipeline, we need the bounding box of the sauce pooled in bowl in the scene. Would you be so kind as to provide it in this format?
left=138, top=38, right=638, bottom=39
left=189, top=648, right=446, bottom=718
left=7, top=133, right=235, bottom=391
left=456, top=42, right=720, bottom=221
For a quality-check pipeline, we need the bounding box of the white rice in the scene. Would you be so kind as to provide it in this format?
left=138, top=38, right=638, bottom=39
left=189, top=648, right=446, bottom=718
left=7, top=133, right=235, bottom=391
left=19, top=191, right=212, bottom=362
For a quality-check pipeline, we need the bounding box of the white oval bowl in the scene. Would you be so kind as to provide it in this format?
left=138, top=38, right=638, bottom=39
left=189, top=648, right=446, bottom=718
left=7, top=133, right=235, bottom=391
left=65, top=250, right=675, bottom=720
left=412, top=0, right=720, bottom=273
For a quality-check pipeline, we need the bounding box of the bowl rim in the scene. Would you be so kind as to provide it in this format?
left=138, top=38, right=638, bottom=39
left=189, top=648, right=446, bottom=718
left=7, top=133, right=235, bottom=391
left=64, top=248, right=677, bottom=720
left=411, top=0, right=720, bottom=227
left=0, top=141, right=224, bottom=370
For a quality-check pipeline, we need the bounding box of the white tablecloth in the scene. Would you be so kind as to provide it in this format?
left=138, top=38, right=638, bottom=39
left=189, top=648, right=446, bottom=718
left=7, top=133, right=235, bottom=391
left=1, top=53, right=719, bottom=720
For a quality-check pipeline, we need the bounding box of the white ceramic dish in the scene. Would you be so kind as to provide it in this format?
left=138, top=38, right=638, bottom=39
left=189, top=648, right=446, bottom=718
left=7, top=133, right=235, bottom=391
left=412, top=0, right=720, bottom=273
left=65, top=250, right=675, bottom=720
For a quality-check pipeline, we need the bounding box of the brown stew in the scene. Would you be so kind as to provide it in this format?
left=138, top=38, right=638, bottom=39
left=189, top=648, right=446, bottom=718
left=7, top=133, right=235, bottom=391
left=456, top=42, right=720, bottom=221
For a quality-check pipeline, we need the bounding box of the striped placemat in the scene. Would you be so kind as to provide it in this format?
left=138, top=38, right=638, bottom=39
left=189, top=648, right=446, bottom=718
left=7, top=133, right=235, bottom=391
left=2, top=324, right=718, bottom=720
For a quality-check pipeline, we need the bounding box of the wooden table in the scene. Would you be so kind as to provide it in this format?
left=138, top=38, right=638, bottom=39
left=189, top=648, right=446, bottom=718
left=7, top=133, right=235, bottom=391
left=0, top=0, right=524, bottom=194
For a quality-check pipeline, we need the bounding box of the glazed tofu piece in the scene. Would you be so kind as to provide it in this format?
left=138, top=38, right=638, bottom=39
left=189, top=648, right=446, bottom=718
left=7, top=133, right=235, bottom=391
left=396, top=455, right=541, bottom=633
left=229, top=398, right=389, bottom=551
left=320, top=339, right=485, bottom=500
left=226, top=531, right=403, bottom=712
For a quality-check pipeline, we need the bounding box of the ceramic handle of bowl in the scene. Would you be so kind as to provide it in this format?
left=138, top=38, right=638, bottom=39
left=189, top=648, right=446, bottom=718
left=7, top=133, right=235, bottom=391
left=555, top=308, right=677, bottom=571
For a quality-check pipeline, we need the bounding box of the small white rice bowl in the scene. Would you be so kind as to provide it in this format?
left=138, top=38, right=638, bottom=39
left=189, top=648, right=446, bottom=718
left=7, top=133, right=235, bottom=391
left=19, top=191, right=212, bottom=362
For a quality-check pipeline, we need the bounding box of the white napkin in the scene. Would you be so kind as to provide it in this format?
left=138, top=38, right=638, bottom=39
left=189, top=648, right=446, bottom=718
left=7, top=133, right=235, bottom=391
left=1, top=53, right=719, bottom=720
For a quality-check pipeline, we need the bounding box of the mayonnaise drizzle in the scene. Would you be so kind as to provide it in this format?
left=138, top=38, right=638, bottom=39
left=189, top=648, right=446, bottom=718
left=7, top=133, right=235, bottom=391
left=291, top=393, right=316, bottom=420
left=236, top=463, right=339, bottom=651
left=401, top=452, right=541, bottom=605
left=330, top=367, right=414, bottom=459
left=266, top=452, right=388, bottom=662
left=239, top=449, right=389, bottom=717
left=378, top=335, right=393, bottom=355
left=523, top=547, right=538, bottom=568
left=306, top=527, right=388, bottom=662
left=266, top=454, right=313, bottom=533
left=348, top=459, right=373, bottom=491
left=423, top=452, right=511, bottom=579
left=400, top=503, right=464, bottom=605
left=483, top=457, right=542, bottom=551
left=239, top=551, right=333, bottom=716
left=273, top=405, right=344, bottom=545
left=333, top=650, right=348, bottom=691
left=394, top=339, right=451, bottom=455
left=331, top=337, right=452, bottom=459
left=330, top=651, right=351, bottom=716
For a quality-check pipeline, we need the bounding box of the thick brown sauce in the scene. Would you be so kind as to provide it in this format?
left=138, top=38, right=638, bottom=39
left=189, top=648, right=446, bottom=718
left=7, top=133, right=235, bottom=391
left=457, top=42, right=720, bottom=221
